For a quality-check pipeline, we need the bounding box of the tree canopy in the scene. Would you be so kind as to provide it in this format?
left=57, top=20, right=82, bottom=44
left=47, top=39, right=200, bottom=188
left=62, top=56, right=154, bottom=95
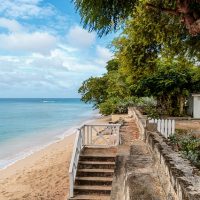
left=76, top=0, right=200, bottom=116
left=73, top=0, right=200, bottom=36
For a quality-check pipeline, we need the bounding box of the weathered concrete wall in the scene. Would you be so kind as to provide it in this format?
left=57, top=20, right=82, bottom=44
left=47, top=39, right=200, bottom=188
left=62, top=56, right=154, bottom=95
left=130, top=107, right=200, bottom=200
left=111, top=154, right=129, bottom=200
left=145, top=130, right=200, bottom=200
left=111, top=119, right=167, bottom=200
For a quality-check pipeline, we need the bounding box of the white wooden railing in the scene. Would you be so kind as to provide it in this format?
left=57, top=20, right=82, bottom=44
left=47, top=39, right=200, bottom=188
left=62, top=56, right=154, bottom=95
left=148, top=119, right=175, bottom=138
left=68, top=124, right=121, bottom=198
left=69, top=126, right=84, bottom=198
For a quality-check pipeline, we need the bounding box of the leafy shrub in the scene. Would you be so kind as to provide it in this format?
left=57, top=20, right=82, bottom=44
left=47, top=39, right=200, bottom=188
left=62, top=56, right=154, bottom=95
left=135, top=97, right=159, bottom=118
left=169, top=133, right=200, bottom=168
left=99, top=98, right=118, bottom=115
left=168, top=134, right=179, bottom=146
left=99, top=96, right=159, bottom=117
left=137, top=97, right=157, bottom=107
left=99, top=96, right=141, bottom=115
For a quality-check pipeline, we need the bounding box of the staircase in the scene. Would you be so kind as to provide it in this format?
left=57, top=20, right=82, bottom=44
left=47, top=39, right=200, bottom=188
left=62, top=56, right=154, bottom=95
left=69, top=147, right=116, bottom=200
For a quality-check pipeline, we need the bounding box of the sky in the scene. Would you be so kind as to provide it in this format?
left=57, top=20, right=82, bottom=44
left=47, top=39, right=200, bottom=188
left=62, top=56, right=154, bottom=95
left=0, top=0, right=116, bottom=98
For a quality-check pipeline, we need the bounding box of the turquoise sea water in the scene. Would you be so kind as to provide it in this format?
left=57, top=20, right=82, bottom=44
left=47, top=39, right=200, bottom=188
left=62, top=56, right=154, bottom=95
left=0, top=98, right=96, bottom=169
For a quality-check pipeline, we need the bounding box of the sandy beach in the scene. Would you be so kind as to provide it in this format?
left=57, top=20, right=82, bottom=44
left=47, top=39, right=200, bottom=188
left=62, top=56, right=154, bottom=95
left=0, top=116, right=111, bottom=200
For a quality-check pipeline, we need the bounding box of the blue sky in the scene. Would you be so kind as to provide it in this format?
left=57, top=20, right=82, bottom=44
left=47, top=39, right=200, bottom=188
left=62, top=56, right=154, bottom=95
left=0, top=0, right=116, bottom=98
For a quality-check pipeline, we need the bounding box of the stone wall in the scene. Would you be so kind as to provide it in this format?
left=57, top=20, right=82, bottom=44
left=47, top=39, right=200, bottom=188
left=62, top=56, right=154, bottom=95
left=130, top=107, right=200, bottom=200
left=128, top=107, right=147, bottom=140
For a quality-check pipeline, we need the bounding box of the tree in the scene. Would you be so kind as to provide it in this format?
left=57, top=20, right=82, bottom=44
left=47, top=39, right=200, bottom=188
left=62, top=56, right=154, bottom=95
left=77, top=1, right=200, bottom=117
left=78, top=76, right=108, bottom=108
left=106, top=59, right=119, bottom=72
left=134, top=56, right=200, bottom=116
left=78, top=59, right=131, bottom=115
left=109, top=5, right=200, bottom=116
left=73, top=0, right=200, bottom=36
left=78, top=59, right=129, bottom=108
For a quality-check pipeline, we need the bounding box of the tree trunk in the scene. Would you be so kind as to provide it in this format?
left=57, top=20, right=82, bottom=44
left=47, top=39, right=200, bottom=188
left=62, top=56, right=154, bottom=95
left=178, top=95, right=185, bottom=116
left=189, top=19, right=200, bottom=35
left=146, top=1, right=200, bottom=35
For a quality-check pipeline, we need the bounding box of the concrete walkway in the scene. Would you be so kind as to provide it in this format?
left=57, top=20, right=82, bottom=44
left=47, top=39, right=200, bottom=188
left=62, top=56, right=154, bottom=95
left=111, top=119, right=167, bottom=200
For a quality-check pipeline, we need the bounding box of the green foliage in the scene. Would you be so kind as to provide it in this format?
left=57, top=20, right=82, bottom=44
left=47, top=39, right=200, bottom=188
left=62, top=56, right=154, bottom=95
left=132, top=97, right=159, bottom=118
left=77, top=0, right=200, bottom=118
left=99, top=96, right=142, bottom=115
left=73, top=0, right=137, bottom=36
left=78, top=76, right=108, bottom=108
left=135, top=59, right=193, bottom=97
left=78, top=59, right=130, bottom=110
left=99, top=97, right=124, bottom=115
left=73, top=0, right=200, bottom=36
left=144, top=105, right=160, bottom=119
left=112, top=5, right=200, bottom=116
left=109, top=3, right=199, bottom=117
left=168, top=134, right=179, bottom=146
left=106, top=59, right=119, bottom=72
left=132, top=57, right=199, bottom=116
left=169, top=133, right=200, bottom=168
left=98, top=99, right=115, bottom=116
left=135, top=97, right=156, bottom=107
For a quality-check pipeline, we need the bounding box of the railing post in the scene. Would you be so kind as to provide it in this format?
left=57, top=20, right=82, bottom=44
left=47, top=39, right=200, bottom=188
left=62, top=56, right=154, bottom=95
left=69, top=172, right=74, bottom=197
left=83, top=125, right=85, bottom=146
left=69, top=128, right=82, bottom=198
left=81, top=127, right=83, bottom=148
left=116, top=125, right=120, bottom=146
left=90, top=126, right=93, bottom=145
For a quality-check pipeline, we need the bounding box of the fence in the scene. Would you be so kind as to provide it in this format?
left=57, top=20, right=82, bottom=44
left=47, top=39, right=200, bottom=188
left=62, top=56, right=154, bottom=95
left=68, top=123, right=121, bottom=198
left=148, top=119, right=175, bottom=138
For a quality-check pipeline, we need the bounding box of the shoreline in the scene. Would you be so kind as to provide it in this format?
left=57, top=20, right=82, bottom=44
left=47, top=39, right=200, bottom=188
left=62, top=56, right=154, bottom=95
left=0, top=115, right=111, bottom=200
left=0, top=112, right=102, bottom=170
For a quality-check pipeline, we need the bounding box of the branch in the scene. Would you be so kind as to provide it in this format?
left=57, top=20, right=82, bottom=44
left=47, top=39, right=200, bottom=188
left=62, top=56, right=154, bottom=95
left=146, top=2, right=200, bottom=35
left=146, top=3, right=180, bottom=16
left=189, top=19, right=200, bottom=35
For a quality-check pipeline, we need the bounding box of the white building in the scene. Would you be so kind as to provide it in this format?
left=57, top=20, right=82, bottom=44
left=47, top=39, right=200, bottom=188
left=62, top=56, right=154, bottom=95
left=188, top=94, right=200, bottom=118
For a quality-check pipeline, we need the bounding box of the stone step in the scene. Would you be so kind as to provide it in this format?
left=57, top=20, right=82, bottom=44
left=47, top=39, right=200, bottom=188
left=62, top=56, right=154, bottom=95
left=77, top=168, right=114, bottom=177
left=70, top=148, right=115, bottom=199
left=79, top=155, right=115, bottom=162
left=74, top=185, right=112, bottom=195
left=76, top=177, right=113, bottom=182
left=80, top=155, right=116, bottom=158
left=75, top=176, right=113, bottom=186
left=82, top=147, right=117, bottom=155
left=78, top=161, right=115, bottom=169
left=79, top=161, right=115, bottom=165
left=78, top=169, right=114, bottom=173
left=69, top=194, right=110, bottom=200
left=75, top=185, right=112, bottom=191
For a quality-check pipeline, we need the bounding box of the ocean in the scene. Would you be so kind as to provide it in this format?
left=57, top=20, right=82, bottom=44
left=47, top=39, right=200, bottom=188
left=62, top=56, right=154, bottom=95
left=0, top=98, right=96, bottom=169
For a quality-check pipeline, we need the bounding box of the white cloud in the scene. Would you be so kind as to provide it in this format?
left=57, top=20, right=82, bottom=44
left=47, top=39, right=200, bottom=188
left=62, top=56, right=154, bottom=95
left=95, top=45, right=113, bottom=66
left=0, top=32, right=57, bottom=54
left=0, top=46, right=107, bottom=97
left=29, top=48, right=103, bottom=73
left=0, top=17, right=59, bottom=54
left=96, top=45, right=113, bottom=60
left=0, top=0, right=54, bottom=19
left=67, top=25, right=96, bottom=48
left=0, top=0, right=114, bottom=97
left=0, top=18, right=24, bottom=32
left=58, top=44, right=78, bottom=53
